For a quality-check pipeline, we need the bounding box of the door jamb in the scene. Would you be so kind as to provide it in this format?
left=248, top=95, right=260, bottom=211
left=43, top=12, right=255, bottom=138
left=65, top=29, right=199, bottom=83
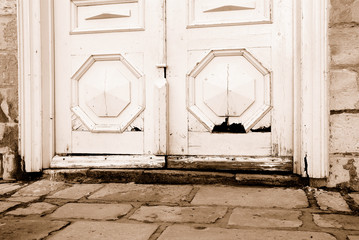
left=18, top=0, right=329, bottom=177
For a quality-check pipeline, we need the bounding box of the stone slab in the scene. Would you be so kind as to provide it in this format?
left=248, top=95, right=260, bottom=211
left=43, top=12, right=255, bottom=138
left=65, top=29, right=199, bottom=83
left=349, top=193, right=359, bottom=205
left=47, top=184, right=102, bottom=199
left=228, top=208, right=302, bottom=228
left=130, top=206, right=227, bottom=223
left=235, top=174, right=306, bottom=187
left=0, top=183, right=23, bottom=195
left=12, top=180, right=64, bottom=197
left=0, top=220, right=68, bottom=240
left=157, top=225, right=336, bottom=240
left=348, top=236, right=359, bottom=240
left=0, top=201, right=20, bottom=213
left=7, top=202, right=57, bottom=216
left=48, top=221, right=158, bottom=240
left=50, top=203, right=132, bottom=220
left=88, top=183, right=192, bottom=203
left=6, top=196, right=39, bottom=203
left=314, top=190, right=351, bottom=212
left=313, top=214, right=359, bottom=230
left=191, top=186, right=308, bottom=208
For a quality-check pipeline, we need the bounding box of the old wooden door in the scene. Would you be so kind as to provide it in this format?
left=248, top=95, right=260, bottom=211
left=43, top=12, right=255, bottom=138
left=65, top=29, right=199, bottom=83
left=54, top=0, right=294, bottom=171
left=54, top=0, right=166, bottom=163
left=166, top=0, right=294, bottom=171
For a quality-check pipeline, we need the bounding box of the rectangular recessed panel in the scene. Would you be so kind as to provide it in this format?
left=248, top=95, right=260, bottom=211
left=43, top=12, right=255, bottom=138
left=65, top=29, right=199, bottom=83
left=71, top=0, right=144, bottom=34
left=188, top=0, right=272, bottom=28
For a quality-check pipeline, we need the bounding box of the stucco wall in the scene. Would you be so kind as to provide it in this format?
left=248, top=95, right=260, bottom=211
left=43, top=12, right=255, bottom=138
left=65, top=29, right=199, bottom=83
left=327, top=0, right=359, bottom=190
left=0, top=0, right=19, bottom=179
left=0, top=0, right=358, bottom=187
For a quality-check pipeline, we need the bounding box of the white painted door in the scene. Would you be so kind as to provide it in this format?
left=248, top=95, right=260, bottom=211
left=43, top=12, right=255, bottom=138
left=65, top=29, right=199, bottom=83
left=54, top=0, right=165, bottom=156
left=166, top=0, right=294, bottom=171
left=54, top=0, right=294, bottom=171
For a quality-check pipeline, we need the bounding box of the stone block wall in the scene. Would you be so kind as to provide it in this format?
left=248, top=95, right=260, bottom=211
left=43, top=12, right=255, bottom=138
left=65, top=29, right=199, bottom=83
left=0, top=0, right=19, bottom=179
left=327, top=0, right=359, bottom=190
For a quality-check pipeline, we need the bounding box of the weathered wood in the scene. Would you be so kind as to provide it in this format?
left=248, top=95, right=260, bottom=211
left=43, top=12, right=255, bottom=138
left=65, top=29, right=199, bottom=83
left=168, top=156, right=293, bottom=172
left=51, top=155, right=165, bottom=169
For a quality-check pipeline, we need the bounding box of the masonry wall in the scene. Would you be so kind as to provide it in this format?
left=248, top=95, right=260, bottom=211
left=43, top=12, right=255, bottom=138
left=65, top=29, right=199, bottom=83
left=327, top=0, right=359, bottom=191
left=0, top=0, right=358, bottom=187
left=0, top=0, right=19, bottom=179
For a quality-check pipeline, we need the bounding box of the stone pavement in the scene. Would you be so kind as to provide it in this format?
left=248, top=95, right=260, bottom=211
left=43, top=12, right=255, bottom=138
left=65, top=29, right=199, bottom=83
left=0, top=180, right=358, bottom=239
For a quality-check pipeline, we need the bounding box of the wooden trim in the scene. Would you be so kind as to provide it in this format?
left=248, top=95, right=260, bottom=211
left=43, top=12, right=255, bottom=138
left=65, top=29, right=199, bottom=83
left=168, top=156, right=293, bottom=172
left=18, top=0, right=43, bottom=172
left=293, top=0, right=329, bottom=178
left=51, top=155, right=165, bottom=168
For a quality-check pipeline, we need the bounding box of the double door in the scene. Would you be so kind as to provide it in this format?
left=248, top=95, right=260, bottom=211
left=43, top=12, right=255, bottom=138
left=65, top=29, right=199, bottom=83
left=54, top=0, right=294, bottom=171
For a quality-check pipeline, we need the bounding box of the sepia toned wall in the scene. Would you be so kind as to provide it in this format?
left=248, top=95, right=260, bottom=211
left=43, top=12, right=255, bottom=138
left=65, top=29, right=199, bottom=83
left=0, top=0, right=19, bottom=179
left=327, top=0, right=359, bottom=190
left=0, top=0, right=358, bottom=189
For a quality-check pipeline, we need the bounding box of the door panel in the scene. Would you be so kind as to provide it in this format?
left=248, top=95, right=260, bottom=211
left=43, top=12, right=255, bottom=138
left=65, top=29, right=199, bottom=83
left=54, top=0, right=294, bottom=170
left=54, top=0, right=164, bottom=155
left=188, top=0, right=272, bottom=27
left=166, top=0, right=293, bottom=159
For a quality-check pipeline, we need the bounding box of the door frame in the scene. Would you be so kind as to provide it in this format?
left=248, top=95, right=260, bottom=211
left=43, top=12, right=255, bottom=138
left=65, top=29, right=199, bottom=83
left=17, top=0, right=329, bottom=178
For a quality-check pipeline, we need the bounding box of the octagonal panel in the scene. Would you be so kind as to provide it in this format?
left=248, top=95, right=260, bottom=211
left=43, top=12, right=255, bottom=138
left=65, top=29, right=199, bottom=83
left=83, top=61, right=131, bottom=117
left=71, top=54, right=144, bottom=133
left=188, top=49, right=271, bottom=132
left=202, top=57, right=256, bottom=117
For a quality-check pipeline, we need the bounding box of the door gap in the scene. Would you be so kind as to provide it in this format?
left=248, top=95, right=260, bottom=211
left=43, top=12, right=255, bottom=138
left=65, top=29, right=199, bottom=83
left=212, top=117, right=246, bottom=133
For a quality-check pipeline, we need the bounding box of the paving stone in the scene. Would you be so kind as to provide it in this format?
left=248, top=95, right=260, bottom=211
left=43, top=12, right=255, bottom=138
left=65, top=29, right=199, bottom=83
left=349, top=193, right=359, bottom=205
left=0, top=183, right=23, bottom=195
left=0, top=220, right=68, bottom=240
left=47, top=184, right=102, bottom=199
left=50, top=203, right=132, bottom=220
left=7, top=202, right=57, bottom=216
left=157, top=225, right=336, bottom=240
left=6, top=196, right=39, bottom=203
left=348, top=236, right=359, bottom=240
left=191, top=186, right=308, bottom=208
left=0, top=201, right=20, bottom=213
left=314, top=190, right=351, bottom=212
left=313, top=214, right=359, bottom=230
left=228, top=208, right=302, bottom=228
left=48, top=221, right=158, bottom=240
left=12, top=180, right=64, bottom=197
left=88, top=183, right=192, bottom=203
left=130, top=206, right=227, bottom=223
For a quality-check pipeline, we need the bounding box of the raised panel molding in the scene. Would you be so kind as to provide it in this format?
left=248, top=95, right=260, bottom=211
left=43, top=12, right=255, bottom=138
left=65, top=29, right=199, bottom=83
left=71, top=54, right=144, bottom=133
left=187, top=49, right=271, bottom=133
left=188, top=0, right=271, bottom=28
left=70, top=0, right=144, bottom=34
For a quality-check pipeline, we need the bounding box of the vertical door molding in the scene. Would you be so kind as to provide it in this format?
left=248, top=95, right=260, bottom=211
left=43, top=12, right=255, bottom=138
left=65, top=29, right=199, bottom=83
left=294, top=0, right=329, bottom=178
left=18, top=0, right=43, bottom=172
left=18, top=0, right=54, bottom=171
